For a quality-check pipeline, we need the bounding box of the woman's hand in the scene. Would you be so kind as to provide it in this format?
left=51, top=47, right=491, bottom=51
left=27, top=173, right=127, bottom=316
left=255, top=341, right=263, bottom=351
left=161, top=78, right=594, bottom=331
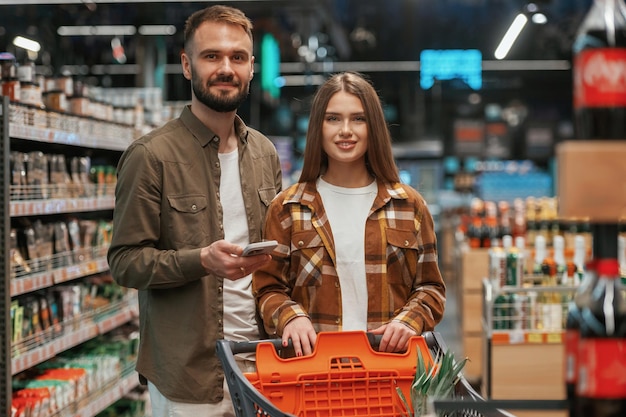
left=369, top=321, right=418, bottom=353
left=282, top=316, right=317, bottom=356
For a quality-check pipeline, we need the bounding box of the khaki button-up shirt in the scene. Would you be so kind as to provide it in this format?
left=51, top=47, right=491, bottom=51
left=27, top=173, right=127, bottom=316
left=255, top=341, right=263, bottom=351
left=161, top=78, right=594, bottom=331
left=108, top=106, right=282, bottom=403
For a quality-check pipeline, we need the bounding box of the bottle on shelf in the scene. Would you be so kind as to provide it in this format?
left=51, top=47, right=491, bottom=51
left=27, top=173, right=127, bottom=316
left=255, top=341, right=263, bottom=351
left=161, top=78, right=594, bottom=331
left=526, top=197, right=538, bottom=251
left=539, top=238, right=563, bottom=332
left=573, top=0, right=626, bottom=140
left=482, top=200, right=500, bottom=248
left=564, top=257, right=599, bottom=417
left=618, top=219, right=625, bottom=283
left=573, top=234, right=588, bottom=285
left=575, top=259, right=626, bottom=417
left=512, top=198, right=527, bottom=241
left=554, top=235, right=569, bottom=286
left=467, top=198, right=484, bottom=249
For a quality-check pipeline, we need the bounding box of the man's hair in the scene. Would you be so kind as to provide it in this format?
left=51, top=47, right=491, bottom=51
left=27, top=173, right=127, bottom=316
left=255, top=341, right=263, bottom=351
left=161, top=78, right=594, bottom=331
left=183, top=4, right=253, bottom=52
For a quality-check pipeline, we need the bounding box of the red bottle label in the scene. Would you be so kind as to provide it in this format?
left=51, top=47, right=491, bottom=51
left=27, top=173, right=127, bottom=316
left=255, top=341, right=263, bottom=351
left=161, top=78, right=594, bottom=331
left=574, top=48, right=626, bottom=108
left=564, top=329, right=579, bottom=383
left=577, top=338, right=626, bottom=398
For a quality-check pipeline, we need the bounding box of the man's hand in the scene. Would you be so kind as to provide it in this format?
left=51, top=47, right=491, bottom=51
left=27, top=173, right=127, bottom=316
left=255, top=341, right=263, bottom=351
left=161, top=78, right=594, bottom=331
left=200, top=240, right=271, bottom=280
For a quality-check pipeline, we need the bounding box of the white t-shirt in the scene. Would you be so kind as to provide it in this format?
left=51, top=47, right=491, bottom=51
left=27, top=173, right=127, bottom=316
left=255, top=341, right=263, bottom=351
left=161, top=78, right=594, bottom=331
left=317, top=177, right=377, bottom=331
left=218, top=149, right=259, bottom=346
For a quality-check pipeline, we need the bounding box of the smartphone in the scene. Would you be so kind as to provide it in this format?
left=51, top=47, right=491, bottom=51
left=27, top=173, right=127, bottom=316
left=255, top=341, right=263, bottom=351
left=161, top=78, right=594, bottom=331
left=241, top=240, right=278, bottom=257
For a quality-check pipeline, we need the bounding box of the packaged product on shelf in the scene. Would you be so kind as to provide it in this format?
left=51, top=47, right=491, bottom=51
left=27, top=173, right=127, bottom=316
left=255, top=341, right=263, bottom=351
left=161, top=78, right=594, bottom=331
left=42, top=90, right=67, bottom=113
left=33, top=220, right=54, bottom=272
left=12, top=387, right=51, bottom=417
left=10, top=228, right=31, bottom=278
left=19, top=81, right=42, bottom=108
left=44, top=292, right=62, bottom=336
left=67, top=218, right=83, bottom=263
left=69, top=156, right=92, bottom=198
left=49, top=154, right=71, bottom=199
left=10, top=151, right=27, bottom=201
left=53, top=221, right=73, bottom=268
left=79, top=219, right=98, bottom=261
left=25, top=151, right=50, bottom=199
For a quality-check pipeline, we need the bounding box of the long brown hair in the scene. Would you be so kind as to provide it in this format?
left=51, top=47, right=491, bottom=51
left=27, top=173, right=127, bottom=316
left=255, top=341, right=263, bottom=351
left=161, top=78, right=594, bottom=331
left=298, top=72, right=400, bottom=183
left=183, top=5, right=253, bottom=53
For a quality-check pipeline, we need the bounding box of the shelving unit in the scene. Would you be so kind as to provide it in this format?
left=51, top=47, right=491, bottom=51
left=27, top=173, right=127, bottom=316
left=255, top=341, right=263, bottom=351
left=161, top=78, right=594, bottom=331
left=1, top=96, right=138, bottom=416
left=481, top=278, right=575, bottom=417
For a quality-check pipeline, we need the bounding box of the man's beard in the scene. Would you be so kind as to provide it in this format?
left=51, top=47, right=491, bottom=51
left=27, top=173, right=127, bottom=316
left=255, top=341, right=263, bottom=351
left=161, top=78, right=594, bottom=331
left=192, top=74, right=250, bottom=113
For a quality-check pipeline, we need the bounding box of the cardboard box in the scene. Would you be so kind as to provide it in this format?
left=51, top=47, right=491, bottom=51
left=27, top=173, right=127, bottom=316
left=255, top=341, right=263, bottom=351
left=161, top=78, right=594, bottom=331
left=461, top=248, right=490, bottom=291
left=557, top=140, right=626, bottom=222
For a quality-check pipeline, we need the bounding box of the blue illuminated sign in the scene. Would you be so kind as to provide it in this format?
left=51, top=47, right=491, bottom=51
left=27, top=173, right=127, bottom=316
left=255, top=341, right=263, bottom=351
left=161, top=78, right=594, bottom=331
left=420, top=49, right=482, bottom=90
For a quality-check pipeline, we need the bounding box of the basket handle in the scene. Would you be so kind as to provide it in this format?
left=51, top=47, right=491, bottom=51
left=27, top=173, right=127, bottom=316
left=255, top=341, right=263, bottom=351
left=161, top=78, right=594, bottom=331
left=227, top=333, right=384, bottom=355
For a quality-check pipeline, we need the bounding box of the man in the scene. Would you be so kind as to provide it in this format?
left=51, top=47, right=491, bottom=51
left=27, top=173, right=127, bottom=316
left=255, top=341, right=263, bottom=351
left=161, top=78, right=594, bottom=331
left=107, top=5, right=282, bottom=416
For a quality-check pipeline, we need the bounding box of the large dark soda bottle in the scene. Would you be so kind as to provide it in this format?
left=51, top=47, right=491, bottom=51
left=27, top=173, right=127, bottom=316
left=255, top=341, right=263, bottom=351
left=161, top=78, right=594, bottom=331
left=573, top=0, right=626, bottom=140
left=575, top=258, right=626, bottom=417
left=564, top=259, right=598, bottom=417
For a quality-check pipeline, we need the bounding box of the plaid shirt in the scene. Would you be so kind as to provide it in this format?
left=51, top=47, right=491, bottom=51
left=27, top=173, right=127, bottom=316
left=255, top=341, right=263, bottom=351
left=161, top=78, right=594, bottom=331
left=253, top=180, right=446, bottom=337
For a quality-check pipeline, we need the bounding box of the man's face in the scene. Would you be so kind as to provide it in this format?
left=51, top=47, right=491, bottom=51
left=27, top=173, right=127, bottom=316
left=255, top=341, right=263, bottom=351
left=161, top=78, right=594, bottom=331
left=182, top=21, right=254, bottom=112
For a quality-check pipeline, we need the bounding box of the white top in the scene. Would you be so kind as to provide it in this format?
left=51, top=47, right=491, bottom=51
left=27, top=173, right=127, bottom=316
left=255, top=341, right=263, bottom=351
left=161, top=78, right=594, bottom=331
left=317, top=177, right=377, bottom=331
left=219, top=149, right=259, bottom=349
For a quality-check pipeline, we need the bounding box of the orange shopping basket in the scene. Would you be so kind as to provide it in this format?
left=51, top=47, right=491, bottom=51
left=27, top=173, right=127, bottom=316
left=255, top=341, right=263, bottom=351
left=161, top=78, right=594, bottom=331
left=216, top=330, right=505, bottom=417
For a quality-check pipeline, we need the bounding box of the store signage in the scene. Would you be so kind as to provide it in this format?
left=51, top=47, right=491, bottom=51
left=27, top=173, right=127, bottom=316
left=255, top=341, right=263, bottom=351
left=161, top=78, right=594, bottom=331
left=420, top=49, right=482, bottom=90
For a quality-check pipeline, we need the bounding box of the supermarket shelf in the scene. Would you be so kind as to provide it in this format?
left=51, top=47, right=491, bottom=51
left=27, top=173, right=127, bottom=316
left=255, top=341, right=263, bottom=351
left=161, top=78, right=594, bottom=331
left=11, top=255, right=110, bottom=297
left=8, top=109, right=134, bottom=151
left=70, top=371, right=139, bottom=417
left=10, top=196, right=115, bottom=217
left=491, top=330, right=564, bottom=345
left=11, top=298, right=137, bottom=375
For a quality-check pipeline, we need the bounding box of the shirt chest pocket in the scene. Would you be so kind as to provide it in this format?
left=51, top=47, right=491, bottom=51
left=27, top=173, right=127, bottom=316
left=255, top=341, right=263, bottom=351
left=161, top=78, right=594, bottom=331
left=167, top=194, right=208, bottom=247
left=291, top=229, right=325, bottom=287
left=386, top=227, right=420, bottom=286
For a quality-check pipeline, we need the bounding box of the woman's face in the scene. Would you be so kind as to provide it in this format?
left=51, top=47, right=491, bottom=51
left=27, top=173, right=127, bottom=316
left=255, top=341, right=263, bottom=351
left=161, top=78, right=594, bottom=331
left=322, top=91, right=369, bottom=169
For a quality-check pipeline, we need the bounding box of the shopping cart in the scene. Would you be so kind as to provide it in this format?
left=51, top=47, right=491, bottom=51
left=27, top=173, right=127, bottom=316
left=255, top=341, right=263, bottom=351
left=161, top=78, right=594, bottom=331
left=216, top=330, right=514, bottom=417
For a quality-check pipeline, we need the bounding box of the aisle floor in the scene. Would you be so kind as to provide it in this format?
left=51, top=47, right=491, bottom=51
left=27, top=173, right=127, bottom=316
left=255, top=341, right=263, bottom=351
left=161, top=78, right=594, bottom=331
left=435, top=271, right=463, bottom=360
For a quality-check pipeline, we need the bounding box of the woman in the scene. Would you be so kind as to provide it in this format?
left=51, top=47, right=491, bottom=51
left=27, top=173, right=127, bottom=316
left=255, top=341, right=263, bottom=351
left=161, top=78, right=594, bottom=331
left=253, top=72, right=445, bottom=356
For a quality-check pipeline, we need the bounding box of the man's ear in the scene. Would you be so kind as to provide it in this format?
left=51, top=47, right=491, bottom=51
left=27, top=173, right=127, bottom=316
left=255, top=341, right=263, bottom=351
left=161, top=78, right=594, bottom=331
left=181, top=52, right=192, bottom=80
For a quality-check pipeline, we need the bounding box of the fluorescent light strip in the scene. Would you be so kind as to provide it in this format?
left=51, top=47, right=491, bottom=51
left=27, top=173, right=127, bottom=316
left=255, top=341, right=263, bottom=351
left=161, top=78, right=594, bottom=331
left=13, top=36, right=41, bottom=52
left=57, top=25, right=137, bottom=36
left=138, top=25, right=177, bottom=35
left=494, top=14, right=528, bottom=60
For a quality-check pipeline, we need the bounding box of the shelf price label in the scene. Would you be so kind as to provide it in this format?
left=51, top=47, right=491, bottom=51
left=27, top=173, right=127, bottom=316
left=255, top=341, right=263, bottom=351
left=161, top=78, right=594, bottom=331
left=546, top=333, right=563, bottom=344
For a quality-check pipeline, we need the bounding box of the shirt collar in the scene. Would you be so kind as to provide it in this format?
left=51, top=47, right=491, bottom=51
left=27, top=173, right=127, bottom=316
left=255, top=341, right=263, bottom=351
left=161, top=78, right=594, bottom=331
left=284, top=180, right=409, bottom=207
left=179, top=105, right=249, bottom=147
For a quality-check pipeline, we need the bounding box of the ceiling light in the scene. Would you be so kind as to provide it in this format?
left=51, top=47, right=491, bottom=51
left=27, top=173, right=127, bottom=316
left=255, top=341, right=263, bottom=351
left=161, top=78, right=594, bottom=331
left=138, top=25, right=177, bottom=36
left=13, top=36, right=41, bottom=52
left=494, top=14, right=528, bottom=60
left=57, top=25, right=136, bottom=36
left=532, top=13, right=548, bottom=25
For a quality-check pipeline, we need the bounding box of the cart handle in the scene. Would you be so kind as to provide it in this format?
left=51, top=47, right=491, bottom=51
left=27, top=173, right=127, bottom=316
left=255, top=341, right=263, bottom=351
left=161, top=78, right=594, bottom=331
left=226, top=332, right=385, bottom=354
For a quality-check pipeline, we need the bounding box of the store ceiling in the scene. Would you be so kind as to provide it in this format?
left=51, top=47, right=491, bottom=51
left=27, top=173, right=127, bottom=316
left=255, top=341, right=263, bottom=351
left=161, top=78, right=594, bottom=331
left=0, top=0, right=592, bottom=70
